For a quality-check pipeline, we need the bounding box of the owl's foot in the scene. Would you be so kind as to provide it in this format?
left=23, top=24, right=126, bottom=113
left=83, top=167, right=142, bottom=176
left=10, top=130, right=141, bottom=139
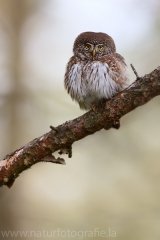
left=92, top=99, right=106, bottom=111
left=92, top=104, right=98, bottom=111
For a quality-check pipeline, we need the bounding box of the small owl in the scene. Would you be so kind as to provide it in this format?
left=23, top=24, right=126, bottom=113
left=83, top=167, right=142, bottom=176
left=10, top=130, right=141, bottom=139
left=64, top=32, right=129, bottom=110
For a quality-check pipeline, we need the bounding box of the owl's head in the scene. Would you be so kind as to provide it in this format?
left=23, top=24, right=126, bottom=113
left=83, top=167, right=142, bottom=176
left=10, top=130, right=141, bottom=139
left=73, top=32, right=116, bottom=60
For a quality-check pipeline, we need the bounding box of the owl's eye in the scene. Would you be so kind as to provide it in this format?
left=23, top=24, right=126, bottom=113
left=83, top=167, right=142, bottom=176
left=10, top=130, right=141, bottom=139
left=85, top=44, right=90, bottom=50
left=98, top=45, right=104, bottom=51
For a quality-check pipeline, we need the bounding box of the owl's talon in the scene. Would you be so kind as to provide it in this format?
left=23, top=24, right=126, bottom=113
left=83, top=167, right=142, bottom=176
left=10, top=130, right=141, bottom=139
left=92, top=104, right=98, bottom=111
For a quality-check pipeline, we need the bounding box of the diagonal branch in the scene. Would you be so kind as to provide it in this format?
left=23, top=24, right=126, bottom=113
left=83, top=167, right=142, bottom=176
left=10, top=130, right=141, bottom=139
left=0, top=66, right=160, bottom=188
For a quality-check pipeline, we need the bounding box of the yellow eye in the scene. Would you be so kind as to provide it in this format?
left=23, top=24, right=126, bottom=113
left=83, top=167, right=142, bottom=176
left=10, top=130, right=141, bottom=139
left=85, top=44, right=90, bottom=50
left=98, top=45, right=104, bottom=51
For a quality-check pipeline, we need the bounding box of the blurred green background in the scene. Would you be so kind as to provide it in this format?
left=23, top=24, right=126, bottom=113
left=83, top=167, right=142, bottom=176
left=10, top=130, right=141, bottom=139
left=0, top=0, right=160, bottom=239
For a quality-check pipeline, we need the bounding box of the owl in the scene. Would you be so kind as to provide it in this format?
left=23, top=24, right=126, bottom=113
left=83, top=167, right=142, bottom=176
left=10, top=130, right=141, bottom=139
left=64, top=32, right=129, bottom=110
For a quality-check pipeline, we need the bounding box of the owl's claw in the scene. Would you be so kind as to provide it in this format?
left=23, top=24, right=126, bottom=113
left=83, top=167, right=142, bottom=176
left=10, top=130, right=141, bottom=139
left=92, top=104, right=98, bottom=111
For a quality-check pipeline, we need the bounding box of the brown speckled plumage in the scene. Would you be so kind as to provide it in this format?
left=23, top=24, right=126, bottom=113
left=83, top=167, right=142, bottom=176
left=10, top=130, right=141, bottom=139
left=64, top=31, right=129, bottom=110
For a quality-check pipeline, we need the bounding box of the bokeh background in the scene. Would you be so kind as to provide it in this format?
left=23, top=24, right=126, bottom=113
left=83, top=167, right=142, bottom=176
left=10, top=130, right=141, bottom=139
left=0, top=0, right=160, bottom=239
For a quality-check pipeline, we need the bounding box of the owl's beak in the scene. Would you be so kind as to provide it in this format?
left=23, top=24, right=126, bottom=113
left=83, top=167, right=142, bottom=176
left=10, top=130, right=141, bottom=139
left=92, top=49, right=96, bottom=57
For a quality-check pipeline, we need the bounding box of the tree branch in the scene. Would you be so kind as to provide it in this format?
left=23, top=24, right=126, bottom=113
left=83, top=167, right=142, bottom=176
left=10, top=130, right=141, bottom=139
left=0, top=66, right=160, bottom=188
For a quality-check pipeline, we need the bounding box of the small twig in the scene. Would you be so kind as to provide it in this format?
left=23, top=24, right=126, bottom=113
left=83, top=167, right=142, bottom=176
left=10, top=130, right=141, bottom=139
left=130, top=63, right=139, bottom=79
left=50, top=125, right=59, bottom=132
left=68, top=145, right=72, bottom=158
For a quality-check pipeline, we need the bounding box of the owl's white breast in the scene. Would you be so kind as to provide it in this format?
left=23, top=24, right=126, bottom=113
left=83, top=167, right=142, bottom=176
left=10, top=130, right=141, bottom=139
left=66, top=60, right=128, bottom=110
left=84, top=61, right=122, bottom=97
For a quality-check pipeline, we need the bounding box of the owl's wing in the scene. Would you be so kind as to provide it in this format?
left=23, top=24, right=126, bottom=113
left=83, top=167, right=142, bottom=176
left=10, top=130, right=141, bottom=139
left=101, top=54, right=129, bottom=87
left=115, top=53, right=126, bottom=65
left=64, top=56, right=88, bottom=103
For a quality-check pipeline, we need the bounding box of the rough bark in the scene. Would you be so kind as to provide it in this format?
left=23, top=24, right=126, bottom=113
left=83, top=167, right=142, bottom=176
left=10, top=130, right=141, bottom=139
left=0, top=66, right=160, bottom=188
